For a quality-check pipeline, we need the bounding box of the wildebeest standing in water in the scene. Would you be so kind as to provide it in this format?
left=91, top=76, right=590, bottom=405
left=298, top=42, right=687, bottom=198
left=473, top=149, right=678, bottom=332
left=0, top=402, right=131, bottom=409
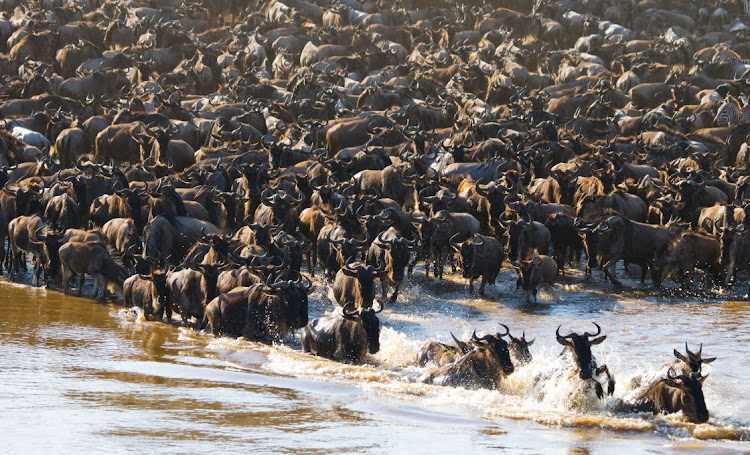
left=301, top=301, right=382, bottom=364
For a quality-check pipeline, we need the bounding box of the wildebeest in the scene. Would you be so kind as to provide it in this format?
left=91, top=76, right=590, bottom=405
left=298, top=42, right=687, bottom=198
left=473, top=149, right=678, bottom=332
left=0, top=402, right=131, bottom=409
left=416, top=332, right=472, bottom=367
left=301, top=301, right=382, bottom=364
left=123, top=268, right=170, bottom=321
left=8, top=215, right=62, bottom=286
left=660, top=232, right=723, bottom=289
left=422, top=327, right=515, bottom=390
left=515, top=253, right=558, bottom=303
left=365, top=227, right=414, bottom=302
left=619, top=368, right=709, bottom=423
left=585, top=214, right=675, bottom=286
left=556, top=323, right=615, bottom=399
left=58, top=241, right=128, bottom=298
left=203, top=274, right=311, bottom=340
left=332, top=259, right=385, bottom=310
left=504, top=219, right=551, bottom=263
left=450, top=233, right=503, bottom=295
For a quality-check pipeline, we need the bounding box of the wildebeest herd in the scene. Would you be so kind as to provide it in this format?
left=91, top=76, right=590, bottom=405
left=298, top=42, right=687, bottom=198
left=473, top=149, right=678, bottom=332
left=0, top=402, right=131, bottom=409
left=0, top=0, right=736, bottom=425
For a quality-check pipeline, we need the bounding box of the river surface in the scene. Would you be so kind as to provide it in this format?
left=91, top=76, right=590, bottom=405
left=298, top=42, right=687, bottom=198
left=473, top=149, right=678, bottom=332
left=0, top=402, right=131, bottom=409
left=2, top=266, right=750, bottom=454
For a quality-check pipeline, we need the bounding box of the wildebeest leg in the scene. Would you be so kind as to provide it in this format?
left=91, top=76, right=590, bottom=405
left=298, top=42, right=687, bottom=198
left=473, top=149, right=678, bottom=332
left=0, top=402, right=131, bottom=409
left=596, top=365, right=615, bottom=395
left=478, top=277, right=486, bottom=296
left=310, top=245, right=316, bottom=277
left=603, top=258, right=622, bottom=286
left=624, top=260, right=632, bottom=276
left=435, top=251, right=442, bottom=279
left=709, top=265, right=724, bottom=287
left=381, top=279, right=388, bottom=300
left=32, top=258, right=41, bottom=286
left=390, top=280, right=401, bottom=302
left=725, top=264, right=735, bottom=287
left=78, top=273, right=86, bottom=296
left=468, top=277, right=474, bottom=295
left=61, top=266, right=71, bottom=295
left=8, top=246, right=15, bottom=280
left=92, top=276, right=100, bottom=299
left=648, top=261, right=662, bottom=288
left=593, top=380, right=604, bottom=399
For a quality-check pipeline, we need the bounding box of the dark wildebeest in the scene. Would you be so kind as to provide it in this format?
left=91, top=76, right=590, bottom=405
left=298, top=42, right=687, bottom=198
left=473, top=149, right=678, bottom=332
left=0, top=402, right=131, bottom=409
left=58, top=241, right=128, bottom=298
left=417, top=332, right=473, bottom=367
left=450, top=233, right=504, bottom=295
left=556, top=323, right=615, bottom=399
left=619, top=369, right=709, bottom=423
left=515, top=253, right=558, bottom=303
left=123, top=268, right=171, bottom=321
left=144, top=216, right=220, bottom=264
left=504, top=219, right=551, bottom=263
left=301, top=301, right=382, bottom=364
left=719, top=224, right=750, bottom=289
left=202, top=275, right=312, bottom=340
left=660, top=232, right=723, bottom=289
left=428, top=210, right=481, bottom=279
left=332, top=259, right=385, bottom=310
left=365, top=227, right=414, bottom=302
left=422, top=327, right=515, bottom=390
left=546, top=213, right=583, bottom=275
left=586, top=214, right=675, bottom=286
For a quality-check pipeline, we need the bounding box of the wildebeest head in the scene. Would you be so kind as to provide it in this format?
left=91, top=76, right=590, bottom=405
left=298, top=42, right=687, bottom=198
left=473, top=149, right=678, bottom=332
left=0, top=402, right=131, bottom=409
left=470, top=325, right=514, bottom=375
left=419, top=186, right=457, bottom=213
left=343, top=301, right=382, bottom=354
left=476, top=177, right=515, bottom=218
left=274, top=232, right=311, bottom=275
left=261, top=187, right=302, bottom=224
left=194, top=262, right=225, bottom=302
left=245, top=220, right=277, bottom=249
left=556, top=323, right=607, bottom=380
left=33, top=225, right=64, bottom=270
left=674, top=343, right=716, bottom=374
left=130, top=254, right=157, bottom=275
left=342, top=258, right=386, bottom=309
left=267, top=273, right=313, bottom=330
left=665, top=368, right=709, bottom=424
left=330, top=229, right=369, bottom=265
left=450, top=233, right=483, bottom=279
left=429, top=210, right=455, bottom=245
left=375, top=229, right=415, bottom=281
left=720, top=224, right=747, bottom=266
left=574, top=218, right=605, bottom=269
left=508, top=330, right=535, bottom=366
left=504, top=218, right=534, bottom=262
left=140, top=266, right=170, bottom=309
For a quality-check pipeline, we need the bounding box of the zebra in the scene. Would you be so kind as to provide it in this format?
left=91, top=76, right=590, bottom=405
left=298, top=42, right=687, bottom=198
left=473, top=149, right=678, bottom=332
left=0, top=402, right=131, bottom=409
left=714, top=95, right=742, bottom=127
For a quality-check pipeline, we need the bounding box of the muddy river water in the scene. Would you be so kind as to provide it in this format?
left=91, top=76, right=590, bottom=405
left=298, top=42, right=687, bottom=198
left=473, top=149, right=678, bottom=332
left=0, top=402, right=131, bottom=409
left=2, top=267, right=749, bottom=454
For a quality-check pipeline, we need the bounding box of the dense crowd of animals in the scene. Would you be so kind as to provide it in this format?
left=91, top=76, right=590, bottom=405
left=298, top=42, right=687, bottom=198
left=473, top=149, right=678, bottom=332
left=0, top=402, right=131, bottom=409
left=0, top=0, right=736, bottom=423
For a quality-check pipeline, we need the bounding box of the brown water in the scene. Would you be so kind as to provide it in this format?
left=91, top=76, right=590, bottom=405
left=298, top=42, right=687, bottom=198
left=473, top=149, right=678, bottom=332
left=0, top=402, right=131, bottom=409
left=1, top=267, right=749, bottom=454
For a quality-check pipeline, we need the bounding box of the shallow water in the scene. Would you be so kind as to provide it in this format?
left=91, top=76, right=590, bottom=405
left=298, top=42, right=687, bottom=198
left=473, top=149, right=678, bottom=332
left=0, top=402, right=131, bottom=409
left=1, top=265, right=749, bottom=454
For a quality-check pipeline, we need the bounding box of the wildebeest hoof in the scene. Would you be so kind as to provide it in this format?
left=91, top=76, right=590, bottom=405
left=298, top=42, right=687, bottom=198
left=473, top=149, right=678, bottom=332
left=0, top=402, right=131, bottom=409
left=608, top=381, right=615, bottom=395
left=595, top=382, right=604, bottom=399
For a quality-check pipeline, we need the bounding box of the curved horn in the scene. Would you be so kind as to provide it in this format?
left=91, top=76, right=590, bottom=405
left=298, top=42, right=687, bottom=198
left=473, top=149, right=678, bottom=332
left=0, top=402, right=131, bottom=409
left=584, top=322, right=602, bottom=338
